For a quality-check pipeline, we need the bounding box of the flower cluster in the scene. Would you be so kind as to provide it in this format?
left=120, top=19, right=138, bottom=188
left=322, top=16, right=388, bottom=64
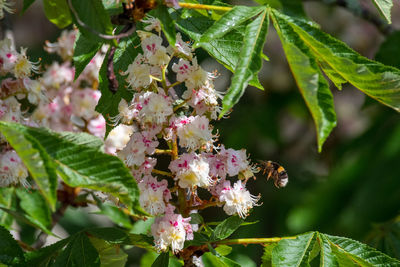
left=0, top=15, right=261, bottom=255
left=0, top=30, right=107, bottom=186
left=108, top=19, right=260, bottom=253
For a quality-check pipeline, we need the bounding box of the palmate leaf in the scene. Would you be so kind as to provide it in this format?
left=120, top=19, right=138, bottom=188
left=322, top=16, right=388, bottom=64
left=272, top=10, right=400, bottom=112
left=268, top=232, right=400, bottom=266
left=271, top=10, right=336, bottom=152
left=0, top=122, right=142, bottom=214
left=372, top=0, right=393, bottom=24
left=221, top=8, right=269, bottom=116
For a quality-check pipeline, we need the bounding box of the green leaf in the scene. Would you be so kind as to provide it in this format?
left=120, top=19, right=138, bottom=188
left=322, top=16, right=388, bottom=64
left=272, top=10, right=400, bottom=113
left=152, top=5, right=176, bottom=46
left=211, top=216, right=244, bottom=241
left=22, top=0, right=36, bottom=13
left=151, top=252, right=169, bottom=267
left=43, top=0, right=72, bottom=28
left=324, top=233, right=400, bottom=266
left=271, top=11, right=337, bottom=152
left=70, top=0, right=113, bottom=41
left=129, top=233, right=155, bottom=250
left=189, top=213, right=204, bottom=224
left=73, top=31, right=102, bottom=81
left=0, top=121, right=58, bottom=210
left=215, top=245, right=232, bottom=256
left=0, top=122, right=142, bottom=213
left=272, top=232, right=317, bottom=266
left=86, top=227, right=130, bottom=244
left=0, top=225, right=25, bottom=265
left=197, top=6, right=264, bottom=46
left=54, top=233, right=100, bottom=267
left=261, top=243, right=278, bottom=267
left=221, top=8, right=269, bottom=116
left=175, top=13, right=263, bottom=89
left=89, top=237, right=128, bottom=267
left=202, top=252, right=241, bottom=267
left=372, top=0, right=393, bottom=24
left=0, top=188, right=14, bottom=229
left=96, top=34, right=140, bottom=136
left=16, top=189, right=52, bottom=232
left=25, top=237, right=71, bottom=266
left=93, top=195, right=132, bottom=229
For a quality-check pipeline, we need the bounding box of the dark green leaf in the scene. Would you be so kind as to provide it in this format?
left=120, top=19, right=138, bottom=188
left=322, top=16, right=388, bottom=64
left=43, top=0, right=72, bottom=28
left=202, top=252, right=241, bottom=267
left=271, top=11, right=337, bottom=151
left=272, top=232, right=317, bottom=266
left=221, top=8, right=269, bottom=116
left=93, top=195, right=132, bottom=228
left=25, top=237, right=71, bottom=266
left=54, top=233, right=100, bottom=267
left=0, top=225, right=24, bottom=265
left=0, top=188, right=14, bottom=229
left=197, top=6, right=264, bottom=45
left=175, top=14, right=263, bottom=89
left=89, top=237, right=128, bottom=267
left=73, top=31, right=102, bottom=80
left=272, top=10, right=400, bottom=113
left=212, top=216, right=244, bottom=241
left=0, top=121, right=58, bottom=210
left=372, top=0, right=393, bottom=24
left=129, top=233, right=155, bottom=250
left=16, top=189, right=52, bottom=232
left=0, top=122, right=142, bottom=213
left=22, top=0, right=36, bottom=13
left=96, top=34, right=140, bottom=136
left=190, top=213, right=204, bottom=224
left=153, top=5, right=176, bottom=46
left=324, top=233, right=400, bottom=266
left=86, top=227, right=130, bottom=244
left=151, top=252, right=169, bottom=267
left=70, top=0, right=113, bottom=41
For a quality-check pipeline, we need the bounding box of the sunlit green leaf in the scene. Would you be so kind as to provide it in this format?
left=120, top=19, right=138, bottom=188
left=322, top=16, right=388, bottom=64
left=221, top=8, right=269, bottom=116
left=16, top=189, right=52, bottom=232
left=211, top=216, right=244, bottom=241
left=272, top=232, right=317, bottom=266
left=0, top=122, right=142, bottom=213
left=272, top=10, right=400, bottom=113
left=89, top=237, right=127, bottom=267
left=272, top=11, right=336, bottom=151
left=372, top=0, right=393, bottom=24
left=151, top=252, right=169, bottom=267
left=43, top=0, right=72, bottom=28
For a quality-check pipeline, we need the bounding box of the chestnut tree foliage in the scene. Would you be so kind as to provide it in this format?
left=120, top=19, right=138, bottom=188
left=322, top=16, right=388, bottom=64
left=0, top=0, right=400, bottom=266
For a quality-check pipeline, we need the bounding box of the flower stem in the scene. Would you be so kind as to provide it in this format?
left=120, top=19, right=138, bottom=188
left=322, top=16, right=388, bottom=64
left=154, top=149, right=173, bottom=155
left=152, top=169, right=174, bottom=177
left=213, top=236, right=296, bottom=245
left=178, top=2, right=232, bottom=12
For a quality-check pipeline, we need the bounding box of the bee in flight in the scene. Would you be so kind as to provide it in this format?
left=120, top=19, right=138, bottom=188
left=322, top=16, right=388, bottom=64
left=258, top=160, right=288, bottom=188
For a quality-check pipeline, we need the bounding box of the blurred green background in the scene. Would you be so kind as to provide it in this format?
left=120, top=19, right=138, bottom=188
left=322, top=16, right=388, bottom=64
left=4, top=0, right=400, bottom=265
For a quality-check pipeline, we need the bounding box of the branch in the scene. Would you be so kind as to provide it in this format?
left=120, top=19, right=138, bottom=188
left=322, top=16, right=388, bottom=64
left=213, top=236, right=296, bottom=245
